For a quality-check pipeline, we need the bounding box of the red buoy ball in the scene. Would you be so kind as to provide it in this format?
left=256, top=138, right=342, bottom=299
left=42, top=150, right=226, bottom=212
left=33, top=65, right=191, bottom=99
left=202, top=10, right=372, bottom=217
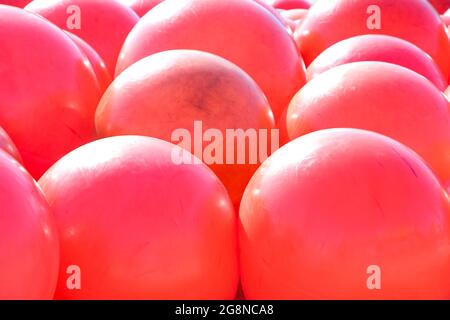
left=0, top=150, right=59, bottom=299
left=240, top=128, right=450, bottom=299
left=0, top=6, right=101, bottom=178
left=39, top=136, right=239, bottom=299
left=306, top=35, right=447, bottom=91
left=96, top=50, right=276, bottom=208
left=284, top=62, right=450, bottom=186
left=116, top=0, right=305, bottom=119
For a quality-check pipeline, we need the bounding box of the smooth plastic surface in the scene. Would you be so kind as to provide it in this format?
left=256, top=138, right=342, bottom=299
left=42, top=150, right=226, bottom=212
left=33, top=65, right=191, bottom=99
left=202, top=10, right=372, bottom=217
left=0, top=150, right=59, bottom=299
left=65, top=31, right=112, bottom=93
left=442, top=10, right=450, bottom=25
left=39, top=136, right=239, bottom=299
left=295, top=0, right=450, bottom=80
left=240, top=128, right=450, bottom=299
left=26, top=0, right=139, bottom=76
left=253, top=0, right=292, bottom=31
left=306, top=35, right=447, bottom=91
left=118, top=0, right=164, bottom=16
left=283, top=62, right=450, bottom=185
left=0, top=126, right=22, bottom=162
left=280, top=8, right=308, bottom=23
left=268, top=0, right=311, bottom=10
left=96, top=50, right=275, bottom=208
left=429, top=0, right=450, bottom=13
left=116, top=0, right=305, bottom=119
left=0, top=6, right=101, bottom=178
left=0, top=0, right=30, bottom=7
